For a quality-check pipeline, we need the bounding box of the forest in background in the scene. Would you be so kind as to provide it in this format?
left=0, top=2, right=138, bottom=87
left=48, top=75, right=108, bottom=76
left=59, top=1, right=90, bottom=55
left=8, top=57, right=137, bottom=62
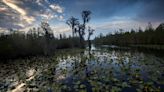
left=94, top=23, right=164, bottom=50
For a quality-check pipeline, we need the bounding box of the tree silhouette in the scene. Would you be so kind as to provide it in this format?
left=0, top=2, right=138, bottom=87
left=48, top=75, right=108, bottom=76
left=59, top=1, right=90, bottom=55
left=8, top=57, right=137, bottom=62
left=40, top=21, right=53, bottom=55
left=77, top=10, right=92, bottom=48
left=146, top=22, right=154, bottom=31
left=66, top=10, right=93, bottom=49
left=82, top=10, right=91, bottom=27
left=87, top=26, right=95, bottom=54
left=94, top=23, right=164, bottom=47
left=41, top=21, right=53, bottom=39
left=66, top=16, right=79, bottom=37
left=75, top=24, right=85, bottom=48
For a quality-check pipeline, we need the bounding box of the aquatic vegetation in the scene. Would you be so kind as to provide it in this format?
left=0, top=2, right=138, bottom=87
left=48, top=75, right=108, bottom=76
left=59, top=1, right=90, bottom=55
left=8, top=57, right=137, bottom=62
left=0, top=48, right=164, bottom=92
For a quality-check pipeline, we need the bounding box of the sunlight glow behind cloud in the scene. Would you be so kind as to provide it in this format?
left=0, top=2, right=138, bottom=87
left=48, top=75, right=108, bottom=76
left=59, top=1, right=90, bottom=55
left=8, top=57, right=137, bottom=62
left=0, top=0, right=64, bottom=32
left=2, top=0, right=35, bottom=24
left=2, top=0, right=26, bottom=15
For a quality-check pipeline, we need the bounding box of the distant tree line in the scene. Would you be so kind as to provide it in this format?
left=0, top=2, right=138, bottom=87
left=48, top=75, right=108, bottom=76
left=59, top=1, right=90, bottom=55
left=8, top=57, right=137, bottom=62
left=0, top=21, right=80, bottom=59
left=94, top=23, right=164, bottom=46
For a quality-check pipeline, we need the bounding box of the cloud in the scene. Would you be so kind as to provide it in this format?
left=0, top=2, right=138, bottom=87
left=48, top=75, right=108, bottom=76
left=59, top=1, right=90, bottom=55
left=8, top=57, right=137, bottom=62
left=1, top=0, right=35, bottom=29
left=2, top=0, right=26, bottom=15
left=52, top=23, right=70, bottom=35
left=40, top=12, right=54, bottom=21
left=0, top=0, right=163, bottom=35
left=94, top=19, right=161, bottom=34
left=36, top=0, right=43, bottom=6
left=136, top=0, right=164, bottom=22
left=66, top=0, right=164, bottom=23
left=2, top=0, right=36, bottom=24
left=0, top=27, right=7, bottom=33
left=59, top=15, right=64, bottom=21
left=15, top=23, right=25, bottom=28
left=49, top=4, right=63, bottom=13
left=0, top=0, right=64, bottom=30
left=0, top=7, right=7, bottom=12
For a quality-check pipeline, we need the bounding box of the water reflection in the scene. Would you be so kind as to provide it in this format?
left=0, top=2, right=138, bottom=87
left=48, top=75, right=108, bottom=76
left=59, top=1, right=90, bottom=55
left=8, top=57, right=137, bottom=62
left=10, top=68, right=38, bottom=92
left=0, top=47, right=164, bottom=92
left=54, top=49, right=164, bottom=91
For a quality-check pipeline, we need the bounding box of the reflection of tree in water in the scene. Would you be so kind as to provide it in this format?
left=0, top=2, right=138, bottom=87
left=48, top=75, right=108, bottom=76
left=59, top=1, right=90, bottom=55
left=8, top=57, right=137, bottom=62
left=88, top=26, right=95, bottom=56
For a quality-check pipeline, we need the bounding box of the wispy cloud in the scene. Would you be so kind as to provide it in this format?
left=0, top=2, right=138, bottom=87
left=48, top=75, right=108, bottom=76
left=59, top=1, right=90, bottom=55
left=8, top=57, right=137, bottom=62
left=0, top=0, right=164, bottom=35
left=2, top=0, right=26, bottom=15
left=94, top=19, right=161, bottom=34
left=2, top=0, right=35, bottom=24
left=53, top=23, right=70, bottom=34
left=49, top=4, right=63, bottom=13
left=0, top=7, right=7, bottom=12
left=0, top=0, right=64, bottom=31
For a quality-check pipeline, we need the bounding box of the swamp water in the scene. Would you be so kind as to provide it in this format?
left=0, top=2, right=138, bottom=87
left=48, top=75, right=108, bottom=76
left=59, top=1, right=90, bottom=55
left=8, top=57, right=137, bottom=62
left=0, top=47, right=164, bottom=92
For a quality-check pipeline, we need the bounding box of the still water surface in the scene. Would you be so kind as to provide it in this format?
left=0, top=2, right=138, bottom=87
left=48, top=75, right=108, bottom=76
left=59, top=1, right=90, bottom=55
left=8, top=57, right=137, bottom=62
left=0, top=46, right=164, bottom=92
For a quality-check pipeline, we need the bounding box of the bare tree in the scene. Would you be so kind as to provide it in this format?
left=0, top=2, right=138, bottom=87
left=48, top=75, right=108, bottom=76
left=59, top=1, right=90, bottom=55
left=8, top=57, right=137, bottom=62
left=66, top=10, right=93, bottom=49
left=41, top=21, right=53, bottom=39
left=82, top=10, right=91, bottom=28
left=75, top=10, right=92, bottom=48
left=88, top=26, right=95, bottom=53
left=75, top=24, right=85, bottom=48
left=66, top=16, right=79, bottom=37
left=40, top=21, right=53, bottom=55
left=146, top=22, right=154, bottom=31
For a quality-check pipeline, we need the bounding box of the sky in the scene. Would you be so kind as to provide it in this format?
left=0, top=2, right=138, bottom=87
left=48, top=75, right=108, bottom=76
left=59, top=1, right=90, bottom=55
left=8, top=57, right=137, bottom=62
left=0, top=0, right=164, bottom=37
